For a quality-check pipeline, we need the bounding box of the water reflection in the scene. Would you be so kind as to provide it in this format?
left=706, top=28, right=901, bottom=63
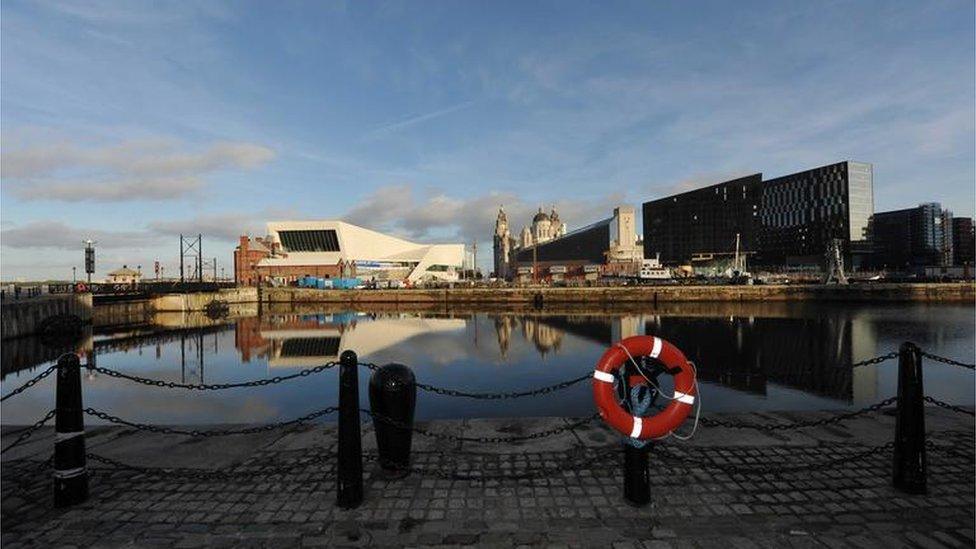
left=1, top=302, right=972, bottom=424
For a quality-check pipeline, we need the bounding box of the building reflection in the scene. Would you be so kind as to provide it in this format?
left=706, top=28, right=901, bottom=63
left=235, top=313, right=465, bottom=368
left=487, top=310, right=880, bottom=403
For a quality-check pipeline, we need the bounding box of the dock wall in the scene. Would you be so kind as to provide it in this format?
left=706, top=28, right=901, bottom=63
left=262, top=283, right=974, bottom=305
left=1, top=293, right=94, bottom=340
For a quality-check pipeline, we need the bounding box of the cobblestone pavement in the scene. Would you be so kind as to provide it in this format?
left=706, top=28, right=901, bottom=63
left=2, top=410, right=973, bottom=548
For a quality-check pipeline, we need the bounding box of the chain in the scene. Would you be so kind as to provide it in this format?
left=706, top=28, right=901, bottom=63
left=0, top=456, right=53, bottom=496
left=0, top=409, right=56, bottom=455
left=414, top=374, right=592, bottom=400
left=921, top=352, right=975, bottom=370
left=84, top=406, right=339, bottom=437
left=849, top=352, right=900, bottom=369
left=84, top=361, right=338, bottom=390
left=654, top=441, right=896, bottom=475
left=923, top=396, right=975, bottom=416
left=363, top=409, right=599, bottom=443
left=699, top=396, right=898, bottom=431
left=0, top=365, right=57, bottom=402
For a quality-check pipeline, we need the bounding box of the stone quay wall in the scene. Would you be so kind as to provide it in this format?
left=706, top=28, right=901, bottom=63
left=151, top=287, right=258, bottom=312
left=0, top=293, right=94, bottom=340
left=263, top=282, right=974, bottom=305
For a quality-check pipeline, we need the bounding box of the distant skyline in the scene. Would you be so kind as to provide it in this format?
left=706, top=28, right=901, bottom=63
left=2, top=0, right=974, bottom=280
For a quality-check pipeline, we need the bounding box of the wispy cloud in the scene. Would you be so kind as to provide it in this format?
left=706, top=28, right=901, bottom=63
left=362, top=100, right=476, bottom=141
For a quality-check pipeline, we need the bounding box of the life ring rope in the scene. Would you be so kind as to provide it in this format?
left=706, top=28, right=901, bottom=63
left=616, top=342, right=701, bottom=441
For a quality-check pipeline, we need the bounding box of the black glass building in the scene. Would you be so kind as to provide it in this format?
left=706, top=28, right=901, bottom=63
left=514, top=218, right=611, bottom=264
left=759, top=161, right=874, bottom=267
left=642, top=174, right=763, bottom=263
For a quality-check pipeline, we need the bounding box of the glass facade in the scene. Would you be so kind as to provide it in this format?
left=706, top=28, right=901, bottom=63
left=642, top=174, right=763, bottom=262
left=515, top=219, right=611, bottom=263
left=759, top=161, right=872, bottom=266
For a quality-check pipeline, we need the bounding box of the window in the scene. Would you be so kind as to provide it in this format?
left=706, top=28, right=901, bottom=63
left=278, top=230, right=341, bottom=252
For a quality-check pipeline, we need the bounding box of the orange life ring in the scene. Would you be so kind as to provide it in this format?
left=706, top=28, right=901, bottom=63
left=75, top=283, right=88, bottom=293
left=592, top=335, right=696, bottom=440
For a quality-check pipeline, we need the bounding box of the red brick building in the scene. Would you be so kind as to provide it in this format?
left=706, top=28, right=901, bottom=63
left=234, top=236, right=271, bottom=286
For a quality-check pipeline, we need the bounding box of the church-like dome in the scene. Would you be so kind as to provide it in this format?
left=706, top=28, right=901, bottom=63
left=532, top=208, right=549, bottom=223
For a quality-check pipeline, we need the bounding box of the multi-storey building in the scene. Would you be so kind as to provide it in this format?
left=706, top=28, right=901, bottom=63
left=642, top=161, right=875, bottom=269
left=643, top=174, right=763, bottom=263
left=872, top=203, right=954, bottom=269
left=758, top=161, right=874, bottom=268
left=952, top=217, right=974, bottom=266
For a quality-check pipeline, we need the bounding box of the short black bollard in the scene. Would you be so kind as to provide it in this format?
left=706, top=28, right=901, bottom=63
left=336, top=350, right=363, bottom=509
left=369, top=363, right=416, bottom=478
left=623, top=444, right=651, bottom=506
left=893, top=341, right=927, bottom=494
left=54, top=353, right=88, bottom=507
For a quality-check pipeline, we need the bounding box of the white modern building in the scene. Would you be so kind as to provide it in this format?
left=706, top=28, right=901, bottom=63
left=256, top=220, right=465, bottom=284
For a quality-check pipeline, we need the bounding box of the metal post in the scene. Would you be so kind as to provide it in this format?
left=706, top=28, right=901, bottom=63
left=620, top=357, right=651, bottom=507
left=623, top=445, right=650, bottom=506
left=54, top=354, right=88, bottom=507
left=337, top=350, right=363, bottom=508
left=369, top=363, right=416, bottom=477
left=893, top=341, right=926, bottom=494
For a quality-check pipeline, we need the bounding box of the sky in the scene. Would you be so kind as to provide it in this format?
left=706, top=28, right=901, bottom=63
left=1, top=0, right=974, bottom=280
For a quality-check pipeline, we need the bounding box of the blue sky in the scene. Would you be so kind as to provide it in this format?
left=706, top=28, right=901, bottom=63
left=1, top=0, right=973, bottom=280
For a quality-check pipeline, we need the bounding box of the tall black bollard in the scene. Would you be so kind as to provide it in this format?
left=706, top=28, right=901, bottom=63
left=369, top=363, right=416, bottom=478
left=336, top=350, right=363, bottom=509
left=54, top=354, right=88, bottom=507
left=893, top=341, right=927, bottom=494
left=623, top=444, right=651, bottom=506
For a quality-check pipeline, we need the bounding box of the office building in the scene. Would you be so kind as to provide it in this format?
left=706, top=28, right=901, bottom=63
left=642, top=161, right=875, bottom=269
left=873, top=203, right=954, bottom=269
left=952, top=217, right=974, bottom=266
left=758, top=161, right=874, bottom=268
left=643, top=174, right=763, bottom=263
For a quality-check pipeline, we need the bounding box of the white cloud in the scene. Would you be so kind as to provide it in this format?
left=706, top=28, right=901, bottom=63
left=1, top=135, right=275, bottom=202
left=0, top=220, right=162, bottom=250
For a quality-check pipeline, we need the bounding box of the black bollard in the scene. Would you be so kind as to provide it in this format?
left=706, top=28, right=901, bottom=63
left=336, top=350, right=363, bottom=509
left=623, top=444, right=651, bottom=506
left=54, top=354, right=88, bottom=507
left=893, top=341, right=926, bottom=494
left=369, top=363, right=416, bottom=477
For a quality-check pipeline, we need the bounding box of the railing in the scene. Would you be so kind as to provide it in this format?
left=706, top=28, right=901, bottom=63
left=1, top=343, right=973, bottom=508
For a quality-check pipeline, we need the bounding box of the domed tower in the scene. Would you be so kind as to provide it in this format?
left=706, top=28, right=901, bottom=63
left=532, top=207, right=551, bottom=244
left=493, top=206, right=511, bottom=279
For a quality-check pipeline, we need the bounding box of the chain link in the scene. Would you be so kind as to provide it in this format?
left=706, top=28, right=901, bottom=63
left=84, top=406, right=339, bottom=437
left=921, top=351, right=975, bottom=370
left=849, top=352, right=900, bottom=369
left=0, top=365, right=57, bottom=402
left=84, top=361, right=339, bottom=391
left=414, top=374, right=592, bottom=400
left=0, top=409, right=56, bottom=455
left=923, top=396, right=975, bottom=416
left=363, top=409, right=599, bottom=443
left=699, top=396, right=898, bottom=431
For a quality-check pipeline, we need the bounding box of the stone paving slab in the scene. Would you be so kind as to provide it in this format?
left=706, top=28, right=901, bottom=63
left=1, top=407, right=973, bottom=547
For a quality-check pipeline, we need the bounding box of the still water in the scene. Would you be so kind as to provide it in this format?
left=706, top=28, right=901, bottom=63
left=2, top=302, right=973, bottom=425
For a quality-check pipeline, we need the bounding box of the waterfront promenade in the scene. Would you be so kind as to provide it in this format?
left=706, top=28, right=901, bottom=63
left=2, top=406, right=972, bottom=547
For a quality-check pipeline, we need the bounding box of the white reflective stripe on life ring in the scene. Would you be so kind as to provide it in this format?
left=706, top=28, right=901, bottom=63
left=650, top=337, right=662, bottom=358
left=630, top=416, right=643, bottom=438
left=593, top=370, right=615, bottom=383
left=674, top=391, right=695, bottom=405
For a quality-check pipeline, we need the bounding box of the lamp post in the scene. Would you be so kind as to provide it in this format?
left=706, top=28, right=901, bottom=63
left=72, top=267, right=76, bottom=283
